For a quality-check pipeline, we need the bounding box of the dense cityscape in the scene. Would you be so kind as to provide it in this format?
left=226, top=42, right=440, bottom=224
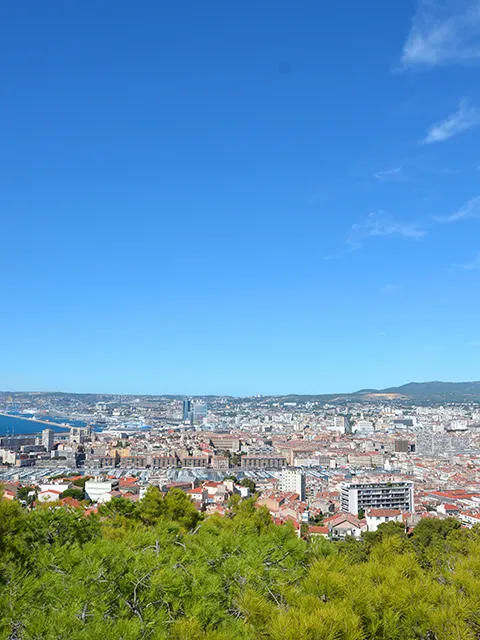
left=3, top=385, right=480, bottom=637
left=2, top=385, right=480, bottom=537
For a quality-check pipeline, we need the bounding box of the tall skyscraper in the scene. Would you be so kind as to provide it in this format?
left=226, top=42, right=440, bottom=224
left=182, top=399, right=191, bottom=422
left=42, top=428, right=54, bottom=452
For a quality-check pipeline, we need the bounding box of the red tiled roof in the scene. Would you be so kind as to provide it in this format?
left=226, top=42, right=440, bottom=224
left=164, top=482, right=193, bottom=488
left=119, top=477, right=138, bottom=485
left=325, top=513, right=362, bottom=527
left=60, top=497, right=82, bottom=508
left=121, top=492, right=140, bottom=502
left=309, top=526, right=329, bottom=534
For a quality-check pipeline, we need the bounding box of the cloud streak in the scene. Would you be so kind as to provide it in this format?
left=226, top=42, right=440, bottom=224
left=439, top=196, right=480, bottom=222
left=347, top=211, right=426, bottom=249
left=329, top=195, right=480, bottom=261
left=373, top=167, right=409, bottom=181
left=324, top=212, right=426, bottom=260
left=456, top=253, right=480, bottom=269
left=422, top=101, right=480, bottom=143
left=401, top=0, right=480, bottom=68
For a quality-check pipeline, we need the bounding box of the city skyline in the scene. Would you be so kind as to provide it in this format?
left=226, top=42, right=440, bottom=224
left=2, top=1, right=480, bottom=395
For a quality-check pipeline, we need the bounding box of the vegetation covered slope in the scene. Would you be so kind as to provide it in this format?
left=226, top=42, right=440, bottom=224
left=379, top=381, right=480, bottom=401
left=1, top=490, right=480, bottom=639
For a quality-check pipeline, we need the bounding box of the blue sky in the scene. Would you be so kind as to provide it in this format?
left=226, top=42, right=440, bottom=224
left=1, top=0, right=480, bottom=395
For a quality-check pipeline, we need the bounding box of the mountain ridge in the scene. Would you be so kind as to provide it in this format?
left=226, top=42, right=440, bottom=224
left=362, top=380, right=480, bottom=400
left=269, top=381, right=480, bottom=403
left=2, top=381, right=480, bottom=401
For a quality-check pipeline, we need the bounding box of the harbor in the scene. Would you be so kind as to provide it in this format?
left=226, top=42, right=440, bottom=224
left=0, top=413, right=74, bottom=436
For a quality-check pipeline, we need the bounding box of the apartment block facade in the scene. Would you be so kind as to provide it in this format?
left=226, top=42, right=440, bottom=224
left=341, top=480, right=414, bottom=515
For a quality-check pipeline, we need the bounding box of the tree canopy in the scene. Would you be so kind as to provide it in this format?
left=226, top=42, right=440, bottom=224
left=60, top=488, right=86, bottom=501
left=0, top=489, right=478, bottom=640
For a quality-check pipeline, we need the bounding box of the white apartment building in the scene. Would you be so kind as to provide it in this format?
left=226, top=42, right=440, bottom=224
left=85, top=478, right=120, bottom=504
left=40, top=482, right=72, bottom=494
left=280, top=469, right=305, bottom=500
left=355, top=420, right=375, bottom=436
left=341, top=480, right=414, bottom=515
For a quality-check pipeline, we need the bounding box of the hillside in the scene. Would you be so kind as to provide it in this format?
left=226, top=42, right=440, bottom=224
left=375, top=380, right=480, bottom=401
left=273, top=381, right=480, bottom=403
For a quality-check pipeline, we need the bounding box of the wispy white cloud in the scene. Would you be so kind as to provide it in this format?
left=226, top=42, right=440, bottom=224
left=465, top=340, right=480, bottom=346
left=422, top=101, right=480, bottom=143
left=372, top=157, right=464, bottom=182
left=324, top=213, right=425, bottom=260
left=373, top=167, right=410, bottom=182
left=401, top=0, right=480, bottom=68
left=455, top=252, right=480, bottom=269
left=347, top=211, right=426, bottom=249
left=439, top=196, right=480, bottom=222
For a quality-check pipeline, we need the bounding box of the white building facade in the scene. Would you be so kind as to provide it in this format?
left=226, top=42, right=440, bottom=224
left=85, top=479, right=120, bottom=503
left=366, top=508, right=403, bottom=532
left=280, top=469, right=305, bottom=500
left=341, top=480, right=414, bottom=515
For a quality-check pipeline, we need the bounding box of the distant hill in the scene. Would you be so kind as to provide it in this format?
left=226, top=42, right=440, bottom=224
left=354, top=388, right=378, bottom=394
left=347, top=381, right=480, bottom=402
left=2, top=382, right=480, bottom=403
left=272, top=381, right=480, bottom=403
left=376, top=381, right=480, bottom=401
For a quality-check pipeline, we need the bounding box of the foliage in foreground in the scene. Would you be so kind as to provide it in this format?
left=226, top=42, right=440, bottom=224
left=0, top=489, right=480, bottom=639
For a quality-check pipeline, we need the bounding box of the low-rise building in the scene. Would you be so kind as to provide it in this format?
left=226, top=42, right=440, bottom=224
left=40, top=482, right=72, bottom=494
left=241, top=455, right=286, bottom=469
left=437, top=503, right=460, bottom=517
left=85, top=478, right=120, bottom=503
left=211, top=455, right=229, bottom=469
left=366, top=508, right=403, bottom=532
left=120, top=455, right=147, bottom=468
left=38, top=489, right=63, bottom=502
left=308, top=525, right=329, bottom=538
left=181, top=455, right=209, bottom=468
left=151, top=455, right=179, bottom=469
left=325, top=513, right=364, bottom=539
